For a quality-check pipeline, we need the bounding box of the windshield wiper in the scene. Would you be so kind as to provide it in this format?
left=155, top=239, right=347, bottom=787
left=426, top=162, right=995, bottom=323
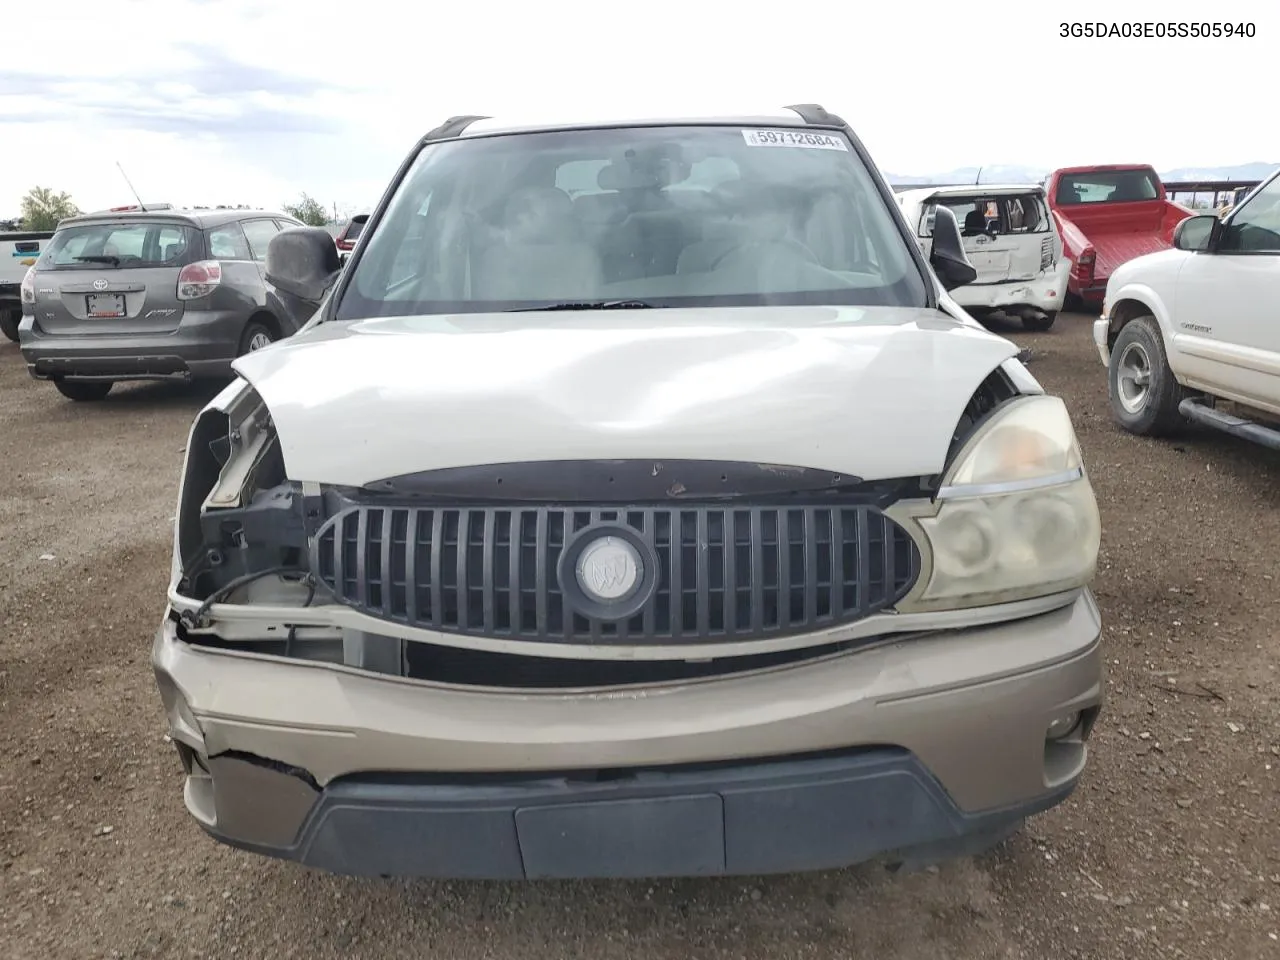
left=73, top=255, right=121, bottom=266
left=507, top=299, right=656, bottom=312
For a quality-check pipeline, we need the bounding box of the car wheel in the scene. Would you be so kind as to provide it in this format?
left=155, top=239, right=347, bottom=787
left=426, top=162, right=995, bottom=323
left=1065, top=290, right=1092, bottom=313
left=1022, top=311, right=1057, bottom=332
left=1108, top=316, right=1185, bottom=436
left=961, top=306, right=994, bottom=328
left=54, top=380, right=113, bottom=402
left=239, top=320, right=277, bottom=355
left=0, top=307, right=19, bottom=343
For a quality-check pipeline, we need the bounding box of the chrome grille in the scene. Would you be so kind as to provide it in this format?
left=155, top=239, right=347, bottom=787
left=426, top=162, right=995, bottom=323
left=312, top=503, right=920, bottom=645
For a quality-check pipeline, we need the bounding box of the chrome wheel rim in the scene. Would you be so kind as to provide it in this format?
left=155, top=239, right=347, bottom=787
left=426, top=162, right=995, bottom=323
left=247, top=331, right=273, bottom=352
left=1116, top=342, right=1152, bottom=414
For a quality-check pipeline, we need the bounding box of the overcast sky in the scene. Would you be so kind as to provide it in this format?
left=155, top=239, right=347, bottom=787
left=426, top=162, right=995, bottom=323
left=1, top=0, right=1273, bottom=216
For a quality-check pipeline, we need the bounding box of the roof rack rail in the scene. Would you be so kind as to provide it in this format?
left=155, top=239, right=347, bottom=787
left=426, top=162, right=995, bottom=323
left=421, top=115, right=490, bottom=142
left=785, top=103, right=847, bottom=127
left=96, top=203, right=174, bottom=214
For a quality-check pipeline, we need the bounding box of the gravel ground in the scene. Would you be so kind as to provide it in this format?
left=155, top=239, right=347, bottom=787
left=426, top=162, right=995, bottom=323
left=1, top=315, right=1278, bottom=960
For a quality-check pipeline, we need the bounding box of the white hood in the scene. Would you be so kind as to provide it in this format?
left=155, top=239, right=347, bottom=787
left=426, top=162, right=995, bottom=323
left=231, top=305, right=1019, bottom=487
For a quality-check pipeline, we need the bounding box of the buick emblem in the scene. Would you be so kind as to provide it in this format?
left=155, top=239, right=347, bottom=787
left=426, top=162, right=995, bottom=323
left=92, top=278, right=108, bottom=291
left=575, top=536, right=642, bottom=602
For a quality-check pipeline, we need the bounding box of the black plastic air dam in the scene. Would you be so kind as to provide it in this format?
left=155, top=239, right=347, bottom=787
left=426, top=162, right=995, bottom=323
left=199, top=748, right=1077, bottom=880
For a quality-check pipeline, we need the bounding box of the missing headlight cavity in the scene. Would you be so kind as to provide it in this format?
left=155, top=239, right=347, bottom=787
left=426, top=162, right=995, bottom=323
left=946, top=367, right=1020, bottom=463
left=177, top=407, right=231, bottom=573
left=177, top=387, right=309, bottom=602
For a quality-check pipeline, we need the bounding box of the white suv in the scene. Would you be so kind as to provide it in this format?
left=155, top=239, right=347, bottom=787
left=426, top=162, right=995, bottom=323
left=897, top=183, right=1069, bottom=331
left=1095, top=166, right=1280, bottom=446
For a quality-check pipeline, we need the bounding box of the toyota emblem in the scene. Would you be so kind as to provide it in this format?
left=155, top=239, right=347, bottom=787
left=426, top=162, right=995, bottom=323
left=92, top=278, right=108, bottom=291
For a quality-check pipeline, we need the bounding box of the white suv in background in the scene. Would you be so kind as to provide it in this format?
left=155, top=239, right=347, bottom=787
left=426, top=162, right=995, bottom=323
left=1095, top=165, right=1280, bottom=448
left=897, top=183, right=1069, bottom=331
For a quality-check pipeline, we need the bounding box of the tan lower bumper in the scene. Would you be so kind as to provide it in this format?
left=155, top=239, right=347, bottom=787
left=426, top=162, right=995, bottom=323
left=154, top=590, right=1103, bottom=817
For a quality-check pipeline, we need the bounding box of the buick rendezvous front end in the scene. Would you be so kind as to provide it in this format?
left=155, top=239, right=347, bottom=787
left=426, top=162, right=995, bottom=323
left=152, top=105, right=1104, bottom=880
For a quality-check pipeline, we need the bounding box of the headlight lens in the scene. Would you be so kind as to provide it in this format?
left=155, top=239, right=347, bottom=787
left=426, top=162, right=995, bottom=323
left=893, top=395, right=1101, bottom=612
left=943, top=394, right=1082, bottom=489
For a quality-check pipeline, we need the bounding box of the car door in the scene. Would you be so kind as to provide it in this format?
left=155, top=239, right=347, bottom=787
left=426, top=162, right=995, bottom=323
left=206, top=221, right=263, bottom=318
left=240, top=218, right=282, bottom=278
left=1172, top=172, right=1280, bottom=410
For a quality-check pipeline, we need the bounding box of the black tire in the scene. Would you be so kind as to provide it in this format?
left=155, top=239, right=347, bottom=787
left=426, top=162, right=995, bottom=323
left=1107, top=316, right=1185, bottom=436
left=962, top=306, right=996, bottom=330
left=238, top=319, right=278, bottom=356
left=0, top=307, right=19, bottom=343
left=54, top=380, right=113, bottom=402
left=1064, top=291, right=1089, bottom=314
left=1022, top=311, right=1057, bottom=332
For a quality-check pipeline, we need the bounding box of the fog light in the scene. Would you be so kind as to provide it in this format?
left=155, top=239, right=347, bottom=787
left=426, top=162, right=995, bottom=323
left=1046, top=711, right=1081, bottom=740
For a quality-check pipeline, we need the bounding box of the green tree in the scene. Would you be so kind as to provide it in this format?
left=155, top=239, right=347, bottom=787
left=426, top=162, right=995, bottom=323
left=282, top=192, right=329, bottom=227
left=20, top=186, right=81, bottom=231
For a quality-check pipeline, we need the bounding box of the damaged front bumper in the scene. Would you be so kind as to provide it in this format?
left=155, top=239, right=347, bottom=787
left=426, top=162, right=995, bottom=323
left=950, top=259, right=1071, bottom=316
left=153, top=590, right=1103, bottom=879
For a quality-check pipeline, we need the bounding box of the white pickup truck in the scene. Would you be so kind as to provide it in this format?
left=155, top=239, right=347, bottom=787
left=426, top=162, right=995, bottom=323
left=0, top=227, right=54, bottom=342
left=1094, top=166, right=1280, bottom=448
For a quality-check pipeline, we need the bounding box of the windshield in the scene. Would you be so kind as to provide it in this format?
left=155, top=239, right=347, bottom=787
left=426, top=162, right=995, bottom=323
left=1054, top=170, right=1160, bottom=205
left=40, top=220, right=197, bottom=270
left=336, top=125, right=927, bottom=319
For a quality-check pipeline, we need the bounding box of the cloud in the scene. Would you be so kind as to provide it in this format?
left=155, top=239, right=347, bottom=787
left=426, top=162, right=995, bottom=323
left=0, top=42, right=345, bottom=138
left=1, top=0, right=1276, bottom=217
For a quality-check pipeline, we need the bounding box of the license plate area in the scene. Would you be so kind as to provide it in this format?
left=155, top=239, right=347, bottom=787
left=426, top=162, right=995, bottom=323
left=86, top=293, right=125, bottom=319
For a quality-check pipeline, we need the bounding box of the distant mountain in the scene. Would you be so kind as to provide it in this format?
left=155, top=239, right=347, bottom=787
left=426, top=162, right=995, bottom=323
left=1159, top=162, right=1278, bottom=182
left=884, top=161, right=1278, bottom=187
left=885, top=165, right=1049, bottom=186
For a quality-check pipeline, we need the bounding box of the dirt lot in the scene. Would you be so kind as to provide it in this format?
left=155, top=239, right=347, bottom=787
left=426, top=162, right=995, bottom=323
left=1, top=315, right=1278, bottom=960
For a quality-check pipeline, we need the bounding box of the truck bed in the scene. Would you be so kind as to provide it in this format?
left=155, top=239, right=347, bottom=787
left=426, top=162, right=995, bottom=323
left=1, top=231, right=53, bottom=286
left=1090, top=230, right=1178, bottom=279
left=1054, top=198, right=1190, bottom=281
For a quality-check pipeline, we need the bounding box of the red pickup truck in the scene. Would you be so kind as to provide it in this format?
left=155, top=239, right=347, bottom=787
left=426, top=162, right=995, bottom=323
left=1045, top=165, right=1194, bottom=308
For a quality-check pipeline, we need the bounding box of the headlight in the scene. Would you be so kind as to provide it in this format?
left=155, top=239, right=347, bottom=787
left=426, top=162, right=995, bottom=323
left=889, top=395, right=1100, bottom=612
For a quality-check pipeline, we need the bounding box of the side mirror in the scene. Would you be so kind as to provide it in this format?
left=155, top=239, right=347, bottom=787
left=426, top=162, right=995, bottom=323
left=265, top=227, right=342, bottom=303
left=929, top=205, right=978, bottom=291
left=1172, top=214, right=1217, bottom=253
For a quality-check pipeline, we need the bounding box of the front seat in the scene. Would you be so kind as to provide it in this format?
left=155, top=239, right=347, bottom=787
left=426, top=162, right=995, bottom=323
left=963, top=209, right=986, bottom=237
left=472, top=187, right=604, bottom=302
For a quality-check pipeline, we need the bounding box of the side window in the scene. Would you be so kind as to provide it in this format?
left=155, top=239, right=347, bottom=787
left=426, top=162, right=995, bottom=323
left=241, top=219, right=282, bottom=261
left=274, top=219, right=303, bottom=232
left=208, top=223, right=252, bottom=260
left=1220, top=179, right=1280, bottom=253
left=389, top=193, right=434, bottom=287
left=155, top=225, right=190, bottom=262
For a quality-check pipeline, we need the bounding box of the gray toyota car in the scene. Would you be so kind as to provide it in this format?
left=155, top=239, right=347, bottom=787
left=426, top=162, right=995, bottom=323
left=18, top=206, right=315, bottom=401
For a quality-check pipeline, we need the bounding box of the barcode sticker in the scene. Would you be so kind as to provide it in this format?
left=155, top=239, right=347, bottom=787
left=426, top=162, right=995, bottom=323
left=742, top=129, right=849, bottom=151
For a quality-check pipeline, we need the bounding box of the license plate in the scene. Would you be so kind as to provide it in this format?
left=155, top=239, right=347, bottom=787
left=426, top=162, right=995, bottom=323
left=86, top=293, right=125, bottom=318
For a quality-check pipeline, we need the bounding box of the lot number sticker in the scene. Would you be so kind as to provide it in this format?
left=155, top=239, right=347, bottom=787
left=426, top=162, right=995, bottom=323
left=742, top=129, right=848, bottom=151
